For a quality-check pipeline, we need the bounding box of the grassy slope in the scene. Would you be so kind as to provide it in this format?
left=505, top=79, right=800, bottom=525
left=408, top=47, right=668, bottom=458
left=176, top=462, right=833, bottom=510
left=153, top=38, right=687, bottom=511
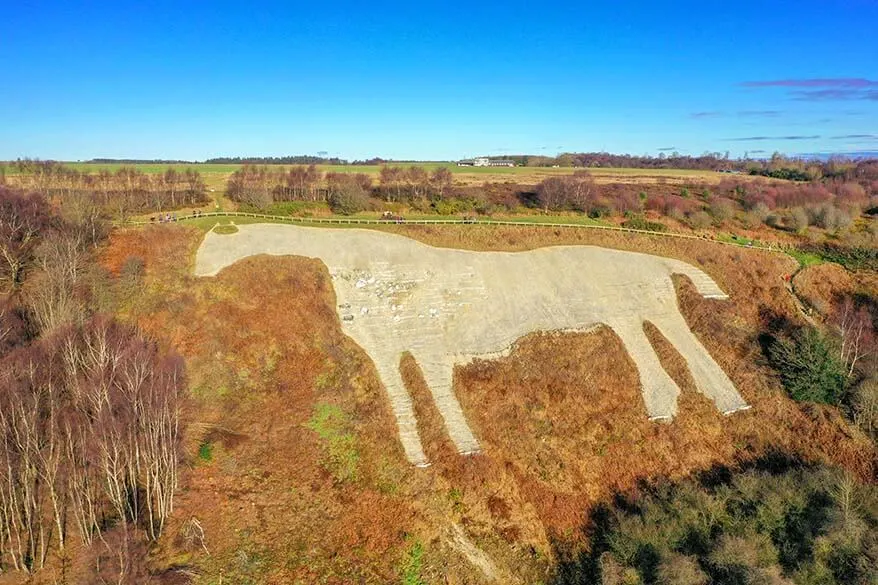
left=793, top=262, right=878, bottom=313
left=98, top=224, right=875, bottom=584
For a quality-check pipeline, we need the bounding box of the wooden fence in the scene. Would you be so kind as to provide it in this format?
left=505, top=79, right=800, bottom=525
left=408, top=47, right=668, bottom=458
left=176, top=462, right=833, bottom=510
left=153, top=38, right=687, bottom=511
left=118, top=211, right=793, bottom=255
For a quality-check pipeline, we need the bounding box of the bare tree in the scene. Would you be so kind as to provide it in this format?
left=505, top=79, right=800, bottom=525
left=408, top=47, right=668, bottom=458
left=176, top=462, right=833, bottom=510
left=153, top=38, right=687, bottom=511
left=569, top=172, right=595, bottom=212
left=164, top=169, right=180, bottom=208
left=851, top=378, right=878, bottom=438
left=833, top=298, right=875, bottom=378
left=0, top=188, right=52, bottom=289
left=11, top=163, right=208, bottom=217
left=405, top=166, right=429, bottom=199
left=536, top=176, right=570, bottom=213
left=0, top=316, right=186, bottom=575
left=379, top=166, right=404, bottom=202
left=429, top=167, right=453, bottom=201
left=352, top=172, right=372, bottom=195
left=227, top=165, right=275, bottom=208
left=0, top=355, right=52, bottom=572
left=183, top=169, right=206, bottom=205
left=63, top=189, right=108, bottom=248
left=73, top=319, right=184, bottom=541
left=26, top=228, right=92, bottom=334
left=0, top=301, right=28, bottom=357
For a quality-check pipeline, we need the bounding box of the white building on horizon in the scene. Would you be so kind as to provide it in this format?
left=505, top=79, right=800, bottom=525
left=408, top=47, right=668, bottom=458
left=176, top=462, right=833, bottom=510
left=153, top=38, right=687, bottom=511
left=457, top=157, right=515, bottom=167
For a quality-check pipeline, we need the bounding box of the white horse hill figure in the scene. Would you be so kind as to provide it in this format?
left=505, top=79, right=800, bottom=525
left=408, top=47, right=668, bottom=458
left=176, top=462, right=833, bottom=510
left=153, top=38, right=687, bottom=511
left=195, top=224, right=749, bottom=467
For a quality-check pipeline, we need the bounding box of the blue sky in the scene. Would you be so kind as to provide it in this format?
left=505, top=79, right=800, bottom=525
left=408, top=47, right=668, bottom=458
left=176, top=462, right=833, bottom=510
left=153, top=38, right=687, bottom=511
left=1, top=1, right=876, bottom=161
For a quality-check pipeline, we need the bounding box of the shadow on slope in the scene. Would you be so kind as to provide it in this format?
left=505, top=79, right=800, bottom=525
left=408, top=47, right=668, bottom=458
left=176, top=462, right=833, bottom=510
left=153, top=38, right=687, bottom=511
left=551, top=451, right=877, bottom=585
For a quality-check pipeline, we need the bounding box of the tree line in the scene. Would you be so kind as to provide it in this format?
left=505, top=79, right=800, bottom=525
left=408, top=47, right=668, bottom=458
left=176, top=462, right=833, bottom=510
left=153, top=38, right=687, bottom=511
left=7, top=160, right=210, bottom=218
left=87, top=158, right=195, bottom=164
left=226, top=164, right=454, bottom=213
left=205, top=155, right=347, bottom=165
left=225, top=162, right=878, bottom=250
left=501, top=151, right=878, bottom=180
left=0, top=185, right=186, bottom=580
left=529, top=172, right=876, bottom=239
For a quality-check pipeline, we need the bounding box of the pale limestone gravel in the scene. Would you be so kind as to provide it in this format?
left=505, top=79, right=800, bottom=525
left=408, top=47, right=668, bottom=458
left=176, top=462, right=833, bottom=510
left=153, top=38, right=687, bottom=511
left=195, top=224, right=749, bottom=467
left=447, top=523, right=505, bottom=583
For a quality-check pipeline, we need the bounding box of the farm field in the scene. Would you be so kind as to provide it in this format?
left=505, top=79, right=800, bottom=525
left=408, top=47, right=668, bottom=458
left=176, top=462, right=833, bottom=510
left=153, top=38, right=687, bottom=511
left=7, top=161, right=752, bottom=190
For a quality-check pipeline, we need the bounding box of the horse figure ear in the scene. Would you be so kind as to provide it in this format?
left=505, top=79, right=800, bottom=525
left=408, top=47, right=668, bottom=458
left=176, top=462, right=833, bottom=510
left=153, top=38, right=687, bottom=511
left=662, top=259, right=729, bottom=300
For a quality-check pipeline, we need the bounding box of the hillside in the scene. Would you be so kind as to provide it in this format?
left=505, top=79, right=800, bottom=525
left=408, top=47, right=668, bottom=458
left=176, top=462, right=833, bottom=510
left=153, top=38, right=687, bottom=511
left=85, top=223, right=876, bottom=584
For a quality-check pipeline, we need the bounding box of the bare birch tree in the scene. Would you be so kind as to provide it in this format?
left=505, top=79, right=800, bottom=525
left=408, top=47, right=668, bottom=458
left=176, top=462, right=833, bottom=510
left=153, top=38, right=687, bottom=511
left=833, top=298, right=875, bottom=378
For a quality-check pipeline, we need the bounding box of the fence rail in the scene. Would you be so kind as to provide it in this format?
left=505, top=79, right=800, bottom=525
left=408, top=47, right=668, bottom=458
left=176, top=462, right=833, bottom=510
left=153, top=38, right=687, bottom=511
left=117, top=211, right=791, bottom=254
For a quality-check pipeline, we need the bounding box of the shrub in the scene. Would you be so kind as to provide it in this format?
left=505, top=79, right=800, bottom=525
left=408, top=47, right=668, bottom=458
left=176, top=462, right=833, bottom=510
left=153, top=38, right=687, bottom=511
left=686, top=211, right=712, bottom=229
left=251, top=200, right=324, bottom=216
left=621, top=216, right=668, bottom=232
left=708, top=198, right=736, bottom=223
left=656, top=554, right=707, bottom=585
left=328, top=180, right=369, bottom=215
left=767, top=327, right=847, bottom=405
left=119, top=255, right=145, bottom=290
left=766, top=213, right=783, bottom=229
left=809, top=204, right=852, bottom=231
left=797, top=243, right=878, bottom=271
left=305, top=403, right=359, bottom=483
left=850, top=377, right=877, bottom=439
left=198, top=441, right=213, bottom=462
left=213, top=224, right=239, bottom=235
left=432, top=198, right=474, bottom=215
left=788, top=207, right=810, bottom=232
left=588, top=204, right=613, bottom=219
left=553, top=463, right=876, bottom=585
left=399, top=539, right=427, bottom=585
left=752, top=201, right=770, bottom=221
